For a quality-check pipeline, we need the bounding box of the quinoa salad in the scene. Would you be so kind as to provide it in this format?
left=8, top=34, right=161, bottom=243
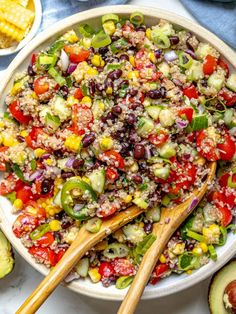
left=0, top=12, right=235, bottom=289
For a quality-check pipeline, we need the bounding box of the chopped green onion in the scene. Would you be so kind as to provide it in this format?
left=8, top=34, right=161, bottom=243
left=116, top=276, right=134, bottom=289
left=180, top=217, right=194, bottom=240
left=91, top=31, right=111, bottom=49
left=79, top=24, right=95, bottom=37
left=86, top=217, right=102, bottom=233
left=81, top=84, right=89, bottom=96
left=190, top=114, right=208, bottom=131
left=178, top=252, right=199, bottom=271
left=151, top=30, right=170, bottom=49
left=130, top=12, right=144, bottom=26
left=179, top=52, right=193, bottom=69
left=103, top=243, right=129, bottom=258
left=12, top=164, right=28, bottom=183
left=31, top=159, right=37, bottom=171
left=30, top=224, right=51, bottom=240
left=48, top=67, right=66, bottom=86
left=218, top=227, right=227, bottom=246
left=187, top=230, right=205, bottom=242
left=208, top=244, right=217, bottom=261
left=107, top=63, right=122, bottom=70
left=102, top=13, right=119, bottom=24
left=110, top=38, right=128, bottom=54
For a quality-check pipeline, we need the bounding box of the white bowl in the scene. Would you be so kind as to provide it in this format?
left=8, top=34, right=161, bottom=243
left=0, top=5, right=236, bottom=301
left=0, top=0, right=42, bottom=56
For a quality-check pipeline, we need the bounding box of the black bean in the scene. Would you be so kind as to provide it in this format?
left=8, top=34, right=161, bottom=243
left=88, top=80, right=95, bottom=96
left=120, top=143, right=131, bottom=156
left=98, top=46, right=109, bottom=55
left=216, top=103, right=225, bottom=111
left=139, top=162, right=148, bottom=171
left=104, top=78, right=114, bottom=89
left=130, top=102, right=142, bottom=110
left=160, top=86, right=167, bottom=98
left=108, top=69, right=123, bottom=80
left=120, top=54, right=129, bottom=61
left=27, top=65, right=35, bottom=76
left=16, top=135, right=25, bottom=142
left=61, top=171, right=75, bottom=179
left=126, top=113, right=137, bottom=125
left=154, top=49, right=162, bottom=59
left=96, top=83, right=104, bottom=93
left=72, top=159, right=84, bottom=169
left=82, top=132, right=96, bottom=147
left=54, top=149, right=64, bottom=158
left=136, top=25, right=146, bottom=32
left=146, top=89, right=162, bottom=99
left=60, top=85, right=69, bottom=98
left=101, top=115, right=108, bottom=123
left=105, top=56, right=119, bottom=64
left=144, top=222, right=153, bottom=234
left=132, top=174, right=143, bottom=184
left=111, top=35, right=120, bottom=42
left=28, top=83, right=34, bottom=90
left=129, top=89, right=138, bottom=97
left=106, top=112, right=116, bottom=121
left=112, top=105, right=122, bottom=116
left=89, top=47, right=95, bottom=54
left=133, top=144, right=145, bottom=159
left=169, top=36, right=180, bottom=45
left=61, top=220, right=73, bottom=229
left=41, top=179, right=53, bottom=194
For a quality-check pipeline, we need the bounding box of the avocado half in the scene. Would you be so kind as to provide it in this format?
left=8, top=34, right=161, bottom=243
left=0, top=230, right=14, bottom=279
left=208, top=260, right=236, bottom=314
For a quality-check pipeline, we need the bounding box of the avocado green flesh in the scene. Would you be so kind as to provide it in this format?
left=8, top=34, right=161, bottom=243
left=208, top=260, right=236, bottom=314
left=0, top=231, right=14, bottom=279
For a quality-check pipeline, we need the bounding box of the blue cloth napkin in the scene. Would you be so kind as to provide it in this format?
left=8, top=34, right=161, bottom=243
left=0, top=0, right=128, bottom=71
left=181, top=0, right=236, bottom=49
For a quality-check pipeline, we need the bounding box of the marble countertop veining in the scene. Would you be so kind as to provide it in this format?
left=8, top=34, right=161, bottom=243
left=0, top=1, right=211, bottom=313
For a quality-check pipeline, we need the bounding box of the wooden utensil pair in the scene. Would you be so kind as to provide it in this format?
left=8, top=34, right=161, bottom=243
left=16, top=161, right=216, bottom=314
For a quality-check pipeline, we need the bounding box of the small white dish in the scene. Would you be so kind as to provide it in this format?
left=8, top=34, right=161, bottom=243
left=0, top=0, right=42, bottom=56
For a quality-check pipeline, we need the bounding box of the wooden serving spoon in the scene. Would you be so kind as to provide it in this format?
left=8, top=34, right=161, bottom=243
left=16, top=162, right=215, bottom=314
left=118, top=161, right=216, bottom=314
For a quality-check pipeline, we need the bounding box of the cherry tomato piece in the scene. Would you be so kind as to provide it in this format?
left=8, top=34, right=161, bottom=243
left=36, top=232, right=55, bottom=247
left=72, top=104, right=93, bottom=135
left=33, top=77, right=49, bottom=95
left=203, top=55, right=217, bottom=75
left=196, top=129, right=220, bottom=161
left=74, top=88, right=83, bottom=100
left=106, top=167, right=119, bottom=181
left=103, top=150, right=125, bottom=170
left=178, top=107, right=194, bottom=123
left=218, top=59, right=229, bottom=78
left=112, top=258, right=135, bottom=276
left=148, top=131, right=169, bottom=147
left=99, top=262, right=114, bottom=278
left=9, top=100, right=32, bottom=124
left=16, top=186, right=35, bottom=203
left=183, top=85, right=198, bottom=99
left=28, top=246, right=57, bottom=266
left=13, top=214, right=39, bottom=238
left=217, top=133, right=235, bottom=161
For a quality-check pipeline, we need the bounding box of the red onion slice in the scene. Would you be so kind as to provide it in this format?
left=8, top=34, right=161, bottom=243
left=65, top=158, right=75, bottom=168
left=67, top=63, right=77, bottom=74
left=28, top=170, right=44, bottom=181
left=185, top=49, right=197, bottom=60
left=188, top=197, right=199, bottom=212
left=176, top=118, right=188, bottom=129
left=164, top=50, right=178, bottom=62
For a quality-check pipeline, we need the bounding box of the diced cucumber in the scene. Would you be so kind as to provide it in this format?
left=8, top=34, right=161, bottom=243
left=226, top=73, right=236, bottom=92
left=153, top=166, right=170, bottom=180
left=51, top=96, right=71, bottom=121
left=87, top=169, right=105, bottom=194
left=159, top=109, right=175, bottom=127
left=203, top=204, right=218, bottom=225
left=48, top=67, right=66, bottom=86
left=137, top=117, right=154, bottom=137
left=145, top=207, right=161, bottom=222
left=45, top=113, right=61, bottom=133
left=157, top=22, right=174, bottom=36
left=132, top=197, right=148, bottom=209
left=207, top=72, right=225, bottom=91
left=123, top=224, right=146, bottom=244
left=195, top=43, right=218, bottom=59
left=186, top=61, right=204, bottom=81
left=145, top=106, right=162, bottom=120
left=57, top=158, right=70, bottom=169
left=75, top=258, right=89, bottom=277
left=53, top=190, right=62, bottom=207
left=158, top=62, right=170, bottom=77
left=159, top=143, right=176, bottom=158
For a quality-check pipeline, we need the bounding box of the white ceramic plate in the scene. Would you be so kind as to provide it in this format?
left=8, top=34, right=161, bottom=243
left=0, top=5, right=236, bottom=301
left=0, top=0, right=42, bottom=56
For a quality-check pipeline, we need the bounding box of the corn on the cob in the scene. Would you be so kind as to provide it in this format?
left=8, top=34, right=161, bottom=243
left=0, top=0, right=34, bottom=31
left=0, top=17, right=25, bottom=41
left=14, top=0, right=29, bottom=7
left=0, top=31, right=14, bottom=48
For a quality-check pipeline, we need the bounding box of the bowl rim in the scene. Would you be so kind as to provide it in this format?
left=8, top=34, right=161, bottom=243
left=0, top=5, right=236, bottom=301
left=0, top=0, right=42, bottom=56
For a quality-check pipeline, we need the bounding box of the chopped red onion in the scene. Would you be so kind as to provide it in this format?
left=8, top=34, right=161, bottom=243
left=60, top=49, right=70, bottom=72
left=188, top=197, right=199, bottom=212
left=145, top=146, right=152, bottom=159
left=183, top=153, right=191, bottom=161
left=29, top=170, right=44, bottom=181
left=67, top=63, right=77, bottom=74
left=164, top=51, right=178, bottom=62
left=172, top=78, right=182, bottom=87
left=185, top=49, right=197, bottom=60
left=65, top=157, right=75, bottom=168
left=41, top=153, right=51, bottom=160
left=176, top=118, right=188, bottom=129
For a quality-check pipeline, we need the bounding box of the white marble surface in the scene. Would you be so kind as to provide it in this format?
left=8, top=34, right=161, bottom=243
left=0, top=1, right=212, bottom=313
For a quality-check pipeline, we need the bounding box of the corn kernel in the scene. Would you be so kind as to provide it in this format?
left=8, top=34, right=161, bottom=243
left=64, top=135, right=82, bottom=152
left=3, top=135, right=18, bottom=147
left=95, top=240, right=108, bottom=251
left=99, top=137, right=113, bottom=150
left=148, top=52, right=156, bottom=63
left=61, top=30, right=79, bottom=43
left=172, top=243, right=185, bottom=255
left=129, top=55, right=135, bottom=67
left=192, top=247, right=203, bottom=256
left=106, top=86, right=113, bottom=95
left=146, top=28, right=152, bottom=40
left=81, top=37, right=91, bottom=49
left=127, top=71, right=139, bottom=80
left=198, top=242, right=208, bottom=253
left=34, top=148, right=46, bottom=158
left=103, top=21, right=116, bottom=35
left=139, top=222, right=144, bottom=228
left=81, top=96, right=92, bottom=105
left=87, top=68, right=98, bottom=76
left=31, top=92, right=38, bottom=100
left=45, top=159, right=53, bottom=166
left=49, top=220, right=61, bottom=231
left=10, top=81, right=24, bottom=96
left=187, top=270, right=192, bottom=275
left=159, top=254, right=166, bottom=264
left=98, top=102, right=105, bottom=110
left=20, top=130, right=28, bottom=137
left=123, top=195, right=132, bottom=203
left=134, top=191, right=141, bottom=198
left=13, top=198, right=23, bottom=210
left=100, top=60, right=105, bottom=67
left=91, top=55, right=102, bottom=67
left=66, top=96, right=78, bottom=107
left=88, top=268, right=101, bottom=283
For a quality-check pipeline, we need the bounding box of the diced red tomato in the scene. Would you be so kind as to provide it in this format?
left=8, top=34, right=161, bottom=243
left=218, top=206, right=233, bottom=227
left=0, top=174, right=21, bottom=195
left=219, top=90, right=236, bottom=107
left=31, top=53, right=38, bottom=65
left=28, top=246, right=57, bottom=266
left=122, top=24, right=134, bottom=33
left=196, top=129, right=220, bottom=161
left=24, top=201, right=46, bottom=219
left=183, top=85, right=198, bottom=99
left=106, top=167, right=119, bottom=181
left=36, top=232, right=55, bottom=247
left=112, top=258, right=135, bottom=276
left=178, top=107, right=194, bottom=123
left=25, top=127, right=45, bottom=149
left=9, top=100, right=32, bottom=124
left=12, top=214, right=39, bottom=238
left=219, top=173, right=230, bottom=188
left=218, top=59, right=229, bottom=78
left=203, top=55, right=217, bottom=75
left=16, top=185, right=35, bottom=203
left=56, top=248, right=66, bottom=262
left=33, top=77, right=49, bottom=95
left=97, top=205, right=118, bottom=218
left=150, top=263, right=169, bottom=285
left=103, top=150, right=125, bottom=170
left=71, top=104, right=93, bottom=135
left=176, top=163, right=197, bottom=190
left=217, top=133, right=235, bottom=161
left=209, top=190, right=235, bottom=211
left=98, top=262, right=114, bottom=278
left=64, top=46, right=90, bottom=63
left=148, top=131, right=169, bottom=147
left=74, top=88, right=83, bottom=100
left=186, top=132, right=196, bottom=143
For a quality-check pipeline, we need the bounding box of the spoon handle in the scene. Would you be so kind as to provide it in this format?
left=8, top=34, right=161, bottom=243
left=16, top=206, right=143, bottom=314
left=118, top=162, right=216, bottom=314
